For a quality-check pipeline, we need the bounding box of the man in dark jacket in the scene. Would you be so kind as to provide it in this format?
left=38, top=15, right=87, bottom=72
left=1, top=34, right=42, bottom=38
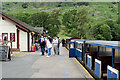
left=39, top=37, right=46, bottom=56
left=62, top=39, right=65, bottom=47
left=57, top=37, right=60, bottom=55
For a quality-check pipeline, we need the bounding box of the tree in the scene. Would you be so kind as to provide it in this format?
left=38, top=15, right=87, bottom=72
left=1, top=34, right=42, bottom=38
left=77, top=2, right=89, bottom=6
left=14, top=12, right=31, bottom=24
left=103, top=19, right=120, bottom=40
left=47, top=9, right=61, bottom=37
left=22, top=3, right=28, bottom=8
left=111, top=24, right=120, bottom=41
left=62, top=8, right=89, bottom=38
left=99, top=24, right=112, bottom=40
left=96, top=34, right=105, bottom=40
left=10, top=10, right=61, bottom=37
left=30, top=12, right=49, bottom=27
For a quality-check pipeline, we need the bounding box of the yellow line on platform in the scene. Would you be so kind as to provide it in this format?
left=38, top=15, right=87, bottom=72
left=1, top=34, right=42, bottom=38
left=65, top=48, right=94, bottom=79
left=74, top=58, right=94, bottom=80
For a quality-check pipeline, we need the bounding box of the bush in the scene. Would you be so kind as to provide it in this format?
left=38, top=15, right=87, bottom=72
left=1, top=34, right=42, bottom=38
left=22, top=3, right=28, bottom=8
left=56, top=2, right=63, bottom=7
left=111, top=8, right=115, bottom=12
left=2, top=7, right=5, bottom=10
left=77, top=2, right=89, bottom=6
left=92, top=14, right=94, bottom=16
left=57, top=4, right=62, bottom=7
left=109, top=6, right=113, bottom=8
left=6, top=3, right=10, bottom=5
left=112, top=2, right=117, bottom=4
left=13, top=2, right=17, bottom=4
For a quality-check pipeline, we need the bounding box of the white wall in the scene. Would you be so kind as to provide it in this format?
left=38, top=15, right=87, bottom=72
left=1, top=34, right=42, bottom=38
left=0, top=16, right=17, bottom=48
left=0, top=16, right=32, bottom=51
left=19, top=29, right=28, bottom=51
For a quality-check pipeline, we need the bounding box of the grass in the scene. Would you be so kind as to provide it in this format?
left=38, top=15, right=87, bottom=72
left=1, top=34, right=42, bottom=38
left=58, top=35, right=71, bottom=39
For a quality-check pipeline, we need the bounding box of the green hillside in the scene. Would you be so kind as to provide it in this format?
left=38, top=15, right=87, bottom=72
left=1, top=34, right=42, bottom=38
left=2, top=2, right=118, bottom=22
left=2, top=2, right=119, bottom=40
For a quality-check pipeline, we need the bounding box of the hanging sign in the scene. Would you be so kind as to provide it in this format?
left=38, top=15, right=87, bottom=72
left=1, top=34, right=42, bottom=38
left=10, top=33, right=15, bottom=42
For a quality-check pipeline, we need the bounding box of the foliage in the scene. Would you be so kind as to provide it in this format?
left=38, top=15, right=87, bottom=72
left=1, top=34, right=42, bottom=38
left=11, top=9, right=61, bottom=37
left=3, top=2, right=120, bottom=41
left=99, top=24, right=112, bottom=40
left=29, top=12, right=49, bottom=27
left=77, top=2, right=89, bottom=6
left=62, top=8, right=89, bottom=38
left=13, top=12, right=31, bottom=24
left=22, top=3, right=28, bottom=8
left=47, top=9, right=61, bottom=37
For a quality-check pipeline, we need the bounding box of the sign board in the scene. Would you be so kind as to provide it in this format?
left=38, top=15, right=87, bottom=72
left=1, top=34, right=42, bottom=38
left=107, top=65, right=119, bottom=80
left=87, top=55, right=92, bottom=69
left=95, top=59, right=102, bottom=78
left=10, top=33, right=15, bottom=42
left=0, top=46, right=9, bottom=60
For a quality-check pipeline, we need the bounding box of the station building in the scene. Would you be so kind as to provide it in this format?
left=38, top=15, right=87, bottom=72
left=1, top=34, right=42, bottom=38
left=0, top=12, right=42, bottom=52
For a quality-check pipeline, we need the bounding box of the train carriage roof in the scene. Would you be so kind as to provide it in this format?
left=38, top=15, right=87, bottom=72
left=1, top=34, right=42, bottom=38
left=71, top=39, right=120, bottom=49
left=86, top=40, right=120, bottom=49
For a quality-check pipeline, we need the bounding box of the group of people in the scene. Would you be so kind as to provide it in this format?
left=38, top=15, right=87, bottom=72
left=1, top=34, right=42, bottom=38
left=38, top=36, right=60, bottom=57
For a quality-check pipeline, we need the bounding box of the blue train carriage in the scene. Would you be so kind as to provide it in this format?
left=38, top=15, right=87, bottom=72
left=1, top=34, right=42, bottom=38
left=85, top=40, right=120, bottom=79
left=69, top=40, right=101, bottom=79
left=69, top=39, right=85, bottom=61
left=69, top=39, right=86, bottom=60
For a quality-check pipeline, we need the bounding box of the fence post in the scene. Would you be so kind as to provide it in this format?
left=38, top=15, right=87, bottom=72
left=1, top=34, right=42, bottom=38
left=10, top=41, right=12, bottom=54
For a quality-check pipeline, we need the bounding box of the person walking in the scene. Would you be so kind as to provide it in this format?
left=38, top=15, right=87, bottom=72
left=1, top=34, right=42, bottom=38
left=46, top=37, right=52, bottom=57
left=62, top=39, right=65, bottom=47
left=52, top=37, right=59, bottom=56
left=57, top=37, right=60, bottom=55
left=48, top=36, right=53, bottom=43
left=44, top=36, right=48, bottom=55
left=39, top=36, right=46, bottom=56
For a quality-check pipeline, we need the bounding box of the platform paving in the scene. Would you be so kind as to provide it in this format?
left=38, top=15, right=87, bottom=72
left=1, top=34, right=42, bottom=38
left=1, top=45, right=92, bottom=79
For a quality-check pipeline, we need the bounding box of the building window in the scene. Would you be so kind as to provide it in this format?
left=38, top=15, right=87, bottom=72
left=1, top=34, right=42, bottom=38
left=2, top=33, right=8, bottom=41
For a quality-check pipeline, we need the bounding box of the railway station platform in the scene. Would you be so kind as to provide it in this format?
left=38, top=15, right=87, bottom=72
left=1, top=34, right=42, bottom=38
left=1, top=45, right=93, bottom=79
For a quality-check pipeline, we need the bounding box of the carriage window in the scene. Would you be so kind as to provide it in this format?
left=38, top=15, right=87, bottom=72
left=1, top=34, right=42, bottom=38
left=85, top=44, right=89, bottom=53
left=99, top=47, right=112, bottom=56
left=115, top=49, right=120, bottom=63
left=77, top=43, right=82, bottom=50
left=70, top=43, right=74, bottom=48
left=91, top=45, right=97, bottom=52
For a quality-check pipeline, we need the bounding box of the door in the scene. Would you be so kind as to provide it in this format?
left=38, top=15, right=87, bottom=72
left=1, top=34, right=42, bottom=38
left=69, top=42, right=76, bottom=57
left=17, top=29, right=19, bottom=49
